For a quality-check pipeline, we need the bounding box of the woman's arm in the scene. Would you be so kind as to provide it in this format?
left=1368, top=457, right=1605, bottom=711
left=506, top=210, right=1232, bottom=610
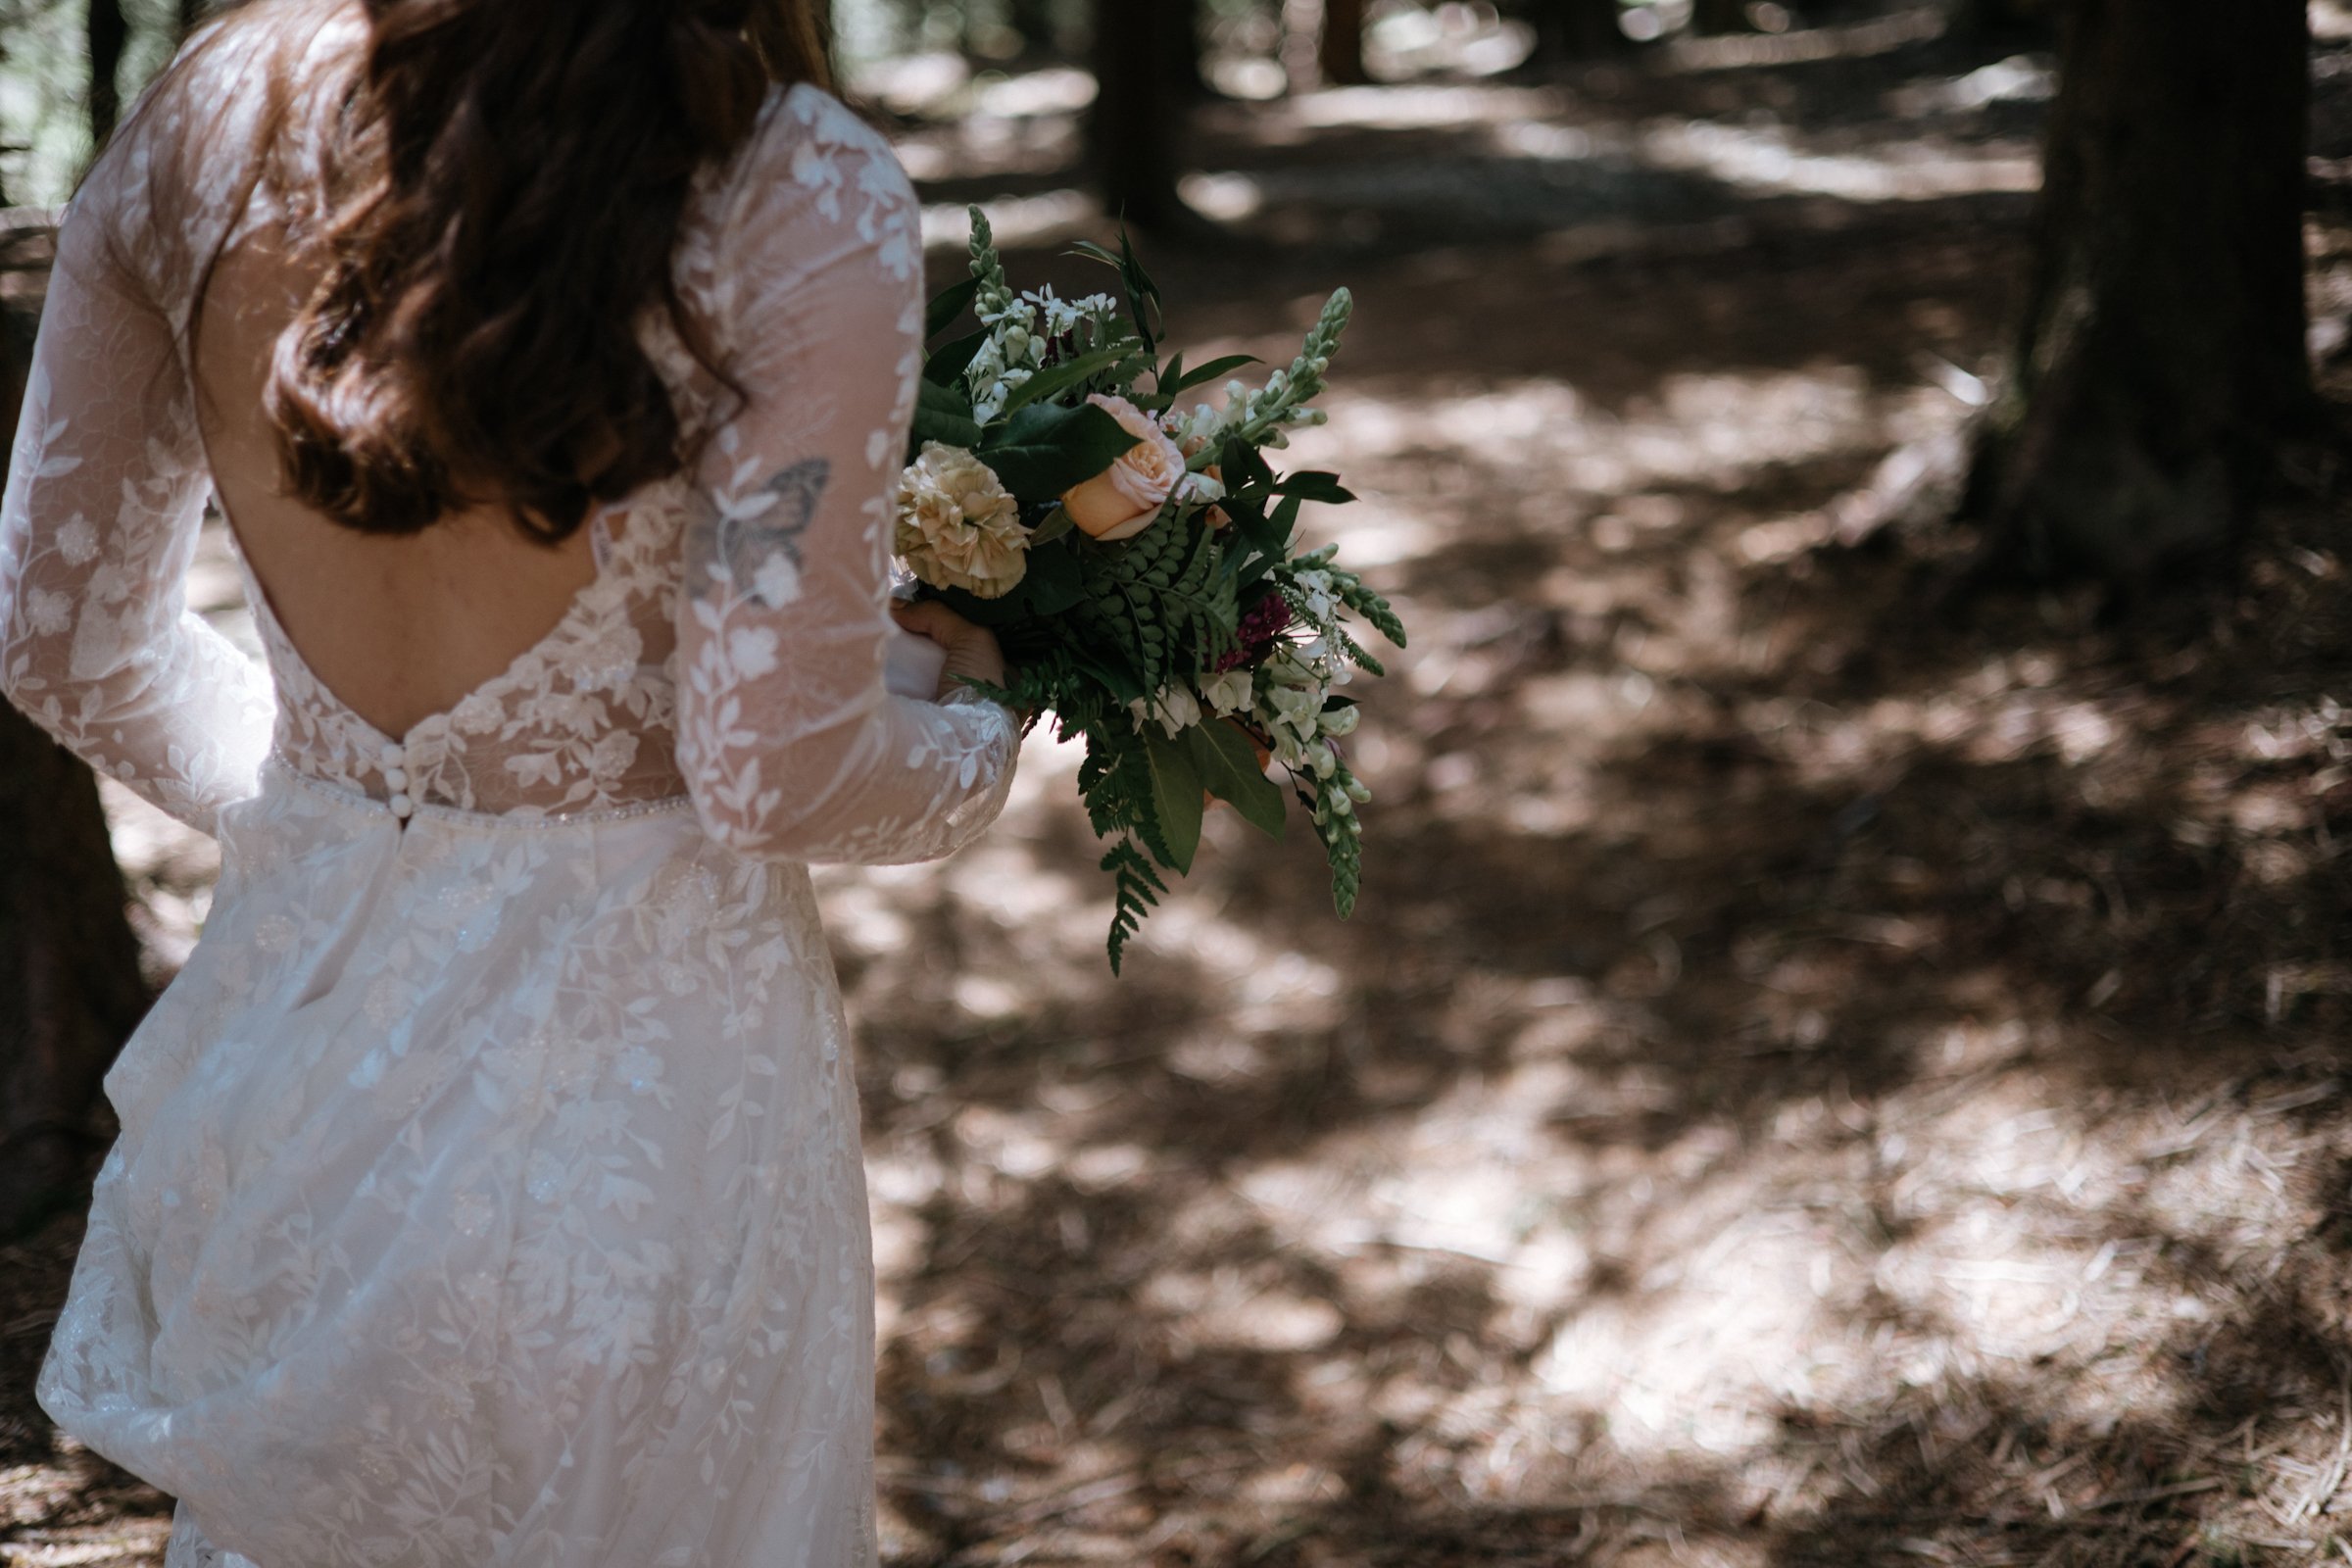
left=0, top=144, right=274, bottom=837
left=672, top=87, right=1017, bottom=864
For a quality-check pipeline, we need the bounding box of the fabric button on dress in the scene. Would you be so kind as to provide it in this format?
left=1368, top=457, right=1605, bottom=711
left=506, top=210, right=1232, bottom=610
left=388, top=792, right=415, bottom=819
left=382, top=766, right=408, bottom=791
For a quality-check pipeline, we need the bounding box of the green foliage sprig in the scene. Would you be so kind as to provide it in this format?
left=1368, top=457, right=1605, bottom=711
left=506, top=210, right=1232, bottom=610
left=1201, top=288, right=1352, bottom=460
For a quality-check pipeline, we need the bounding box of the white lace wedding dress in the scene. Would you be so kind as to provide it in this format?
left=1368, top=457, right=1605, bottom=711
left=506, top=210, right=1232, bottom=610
left=0, top=17, right=1017, bottom=1567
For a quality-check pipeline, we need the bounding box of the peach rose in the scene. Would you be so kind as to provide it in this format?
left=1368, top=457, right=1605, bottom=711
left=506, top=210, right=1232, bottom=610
left=1061, top=394, right=1187, bottom=542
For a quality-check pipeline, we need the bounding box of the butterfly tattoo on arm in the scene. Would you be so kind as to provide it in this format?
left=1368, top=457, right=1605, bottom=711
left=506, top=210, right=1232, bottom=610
left=685, top=458, right=831, bottom=610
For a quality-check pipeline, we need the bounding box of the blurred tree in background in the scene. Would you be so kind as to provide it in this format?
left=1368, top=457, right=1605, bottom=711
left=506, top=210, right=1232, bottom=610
left=1952, top=0, right=2049, bottom=42
left=1525, top=0, right=1634, bottom=65
left=1087, top=0, right=1187, bottom=230
left=1964, top=0, right=2312, bottom=580
left=0, top=219, right=149, bottom=1242
left=82, top=0, right=120, bottom=141
left=1318, top=0, right=1367, bottom=84
left=1690, top=0, right=1752, bottom=33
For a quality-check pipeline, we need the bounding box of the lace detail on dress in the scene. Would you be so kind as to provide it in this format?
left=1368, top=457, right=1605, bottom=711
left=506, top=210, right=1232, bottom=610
left=0, top=220, right=274, bottom=836
left=1, top=17, right=1018, bottom=853
left=167, top=1504, right=260, bottom=1568
left=249, top=491, right=689, bottom=817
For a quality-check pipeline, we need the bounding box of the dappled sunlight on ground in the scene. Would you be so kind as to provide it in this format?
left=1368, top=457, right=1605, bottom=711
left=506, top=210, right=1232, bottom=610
left=803, top=191, right=2352, bottom=1553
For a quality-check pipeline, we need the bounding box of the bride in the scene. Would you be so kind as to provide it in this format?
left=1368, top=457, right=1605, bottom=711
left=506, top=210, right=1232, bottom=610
left=0, top=1, right=1020, bottom=1563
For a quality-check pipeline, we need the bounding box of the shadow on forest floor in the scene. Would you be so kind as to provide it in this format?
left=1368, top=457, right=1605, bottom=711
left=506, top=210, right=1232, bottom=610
left=15, top=12, right=2352, bottom=1568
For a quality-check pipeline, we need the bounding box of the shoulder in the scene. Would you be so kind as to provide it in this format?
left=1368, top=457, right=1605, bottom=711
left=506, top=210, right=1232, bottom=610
left=70, top=0, right=357, bottom=300
left=95, top=1, right=349, bottom=186
left=710, top=82, right=922, bottom=277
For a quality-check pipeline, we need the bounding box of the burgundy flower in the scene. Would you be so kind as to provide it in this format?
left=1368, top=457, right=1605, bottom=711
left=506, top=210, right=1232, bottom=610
left=1215, top=594, right=1293, bottom=671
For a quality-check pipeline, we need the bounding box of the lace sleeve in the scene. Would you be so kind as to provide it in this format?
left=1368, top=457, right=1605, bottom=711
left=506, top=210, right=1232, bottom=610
left=0, top=120, right=273, bottom=837
left=673, top=86, right=1017, bottom=866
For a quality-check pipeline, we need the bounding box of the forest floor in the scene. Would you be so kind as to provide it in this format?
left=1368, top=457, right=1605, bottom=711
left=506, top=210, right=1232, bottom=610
left=15, top=9, right=2352, bottom=1567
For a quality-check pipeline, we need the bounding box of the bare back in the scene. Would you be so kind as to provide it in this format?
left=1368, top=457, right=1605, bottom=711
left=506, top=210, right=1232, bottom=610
left=195, top=231, right=600, bottom=740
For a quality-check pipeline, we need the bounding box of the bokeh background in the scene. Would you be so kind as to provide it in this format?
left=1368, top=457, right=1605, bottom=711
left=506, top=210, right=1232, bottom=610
left=11, top=2, right=2352, bottom=1564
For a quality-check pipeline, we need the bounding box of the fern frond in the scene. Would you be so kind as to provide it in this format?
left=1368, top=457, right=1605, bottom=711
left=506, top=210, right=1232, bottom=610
left=1102, top=838, right=1168, bottom=973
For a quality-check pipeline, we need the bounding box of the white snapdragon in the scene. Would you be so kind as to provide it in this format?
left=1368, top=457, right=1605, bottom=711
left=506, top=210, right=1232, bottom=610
left=1291, top=568, right=1339, bottom=622
left=1200, top=668, right=1253, bottom=716
left=1261, top=684, right=1323, bottom=748
left=1176, top=468, right=1225, bottom=508
left=1022, top=285, right=1122, bottom=341
left=1171, top=402, right=1224, bottom=448
left=966, top=287, right=1128, bottom=422
left=1263, top=644, right=1320, bottom=689
left=967, top=295, right=1044, bottom=422
left=1129, top=685, right=1202, bottom=739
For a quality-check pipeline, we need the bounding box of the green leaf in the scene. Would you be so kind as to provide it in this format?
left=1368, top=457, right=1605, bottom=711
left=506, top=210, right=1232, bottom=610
left=910, top=379, right=983, bottom=449
left=1218, top=436, right=1276, bottom=495
left=977, top=402, right=1138, bottom=498
left=1226, top=496, right=1298, bottom=586
left=1187, top=720, right=1286, bottom=840
left=1069, top=229, right=1162, bottom=353
left=1267, top=494, right=1303, bottom=550
left=925, top=328, right=988, bottom=387
left=1271, top=470, right=1355, bottom=505
left=1023, top=539, right=1086, bottom=614
left=1142, top=726, right=1204, bottom=874
left=1166, top=354, right=1261, bottom=395
left=1027, top=508, right=1075, bottom=548
left=1061, top=641, right=1147, bottom=706
left=926, top=276, right=982, bottom=341
left=1113, top=227, right=1163, bottom=352
left=996, top=344, right=1136, bottom=419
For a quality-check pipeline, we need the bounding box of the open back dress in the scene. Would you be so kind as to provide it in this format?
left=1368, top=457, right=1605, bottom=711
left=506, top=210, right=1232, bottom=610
left=0, top=12, right=1018, bottom=1566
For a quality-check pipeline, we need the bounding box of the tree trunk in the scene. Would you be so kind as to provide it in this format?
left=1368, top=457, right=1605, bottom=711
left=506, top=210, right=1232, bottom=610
left=1007, top=0, right=1060, bottom=55
left=1690, top=0, right=1751, bottom=35
left=1162, top=0, right=1208, bottom=103
left=1089, top=0, right=1188, bottom=231
left=1953, top=0, right=2051, bottom=43
left=1529, top=0, right=1630, bottom=65
left=0, top=232, right=152, bottom=1240
left=1963, top=0, right=2311, bottom=580
left=87, top=0, right=128, bottom=145
left=1319, top=0, right=1369, bottom=86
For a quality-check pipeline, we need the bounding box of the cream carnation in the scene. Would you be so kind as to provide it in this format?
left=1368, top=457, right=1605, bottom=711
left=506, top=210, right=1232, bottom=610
left=894, top=442, right=1029, bottom=599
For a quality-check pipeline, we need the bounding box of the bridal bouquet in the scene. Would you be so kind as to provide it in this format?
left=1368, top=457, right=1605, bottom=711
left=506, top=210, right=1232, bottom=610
left=895, top=210, right=1404, bottom=970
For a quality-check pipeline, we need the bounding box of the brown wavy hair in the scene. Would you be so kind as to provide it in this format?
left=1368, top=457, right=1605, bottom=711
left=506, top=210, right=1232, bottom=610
left=249, top=0, right=829, bottom=542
